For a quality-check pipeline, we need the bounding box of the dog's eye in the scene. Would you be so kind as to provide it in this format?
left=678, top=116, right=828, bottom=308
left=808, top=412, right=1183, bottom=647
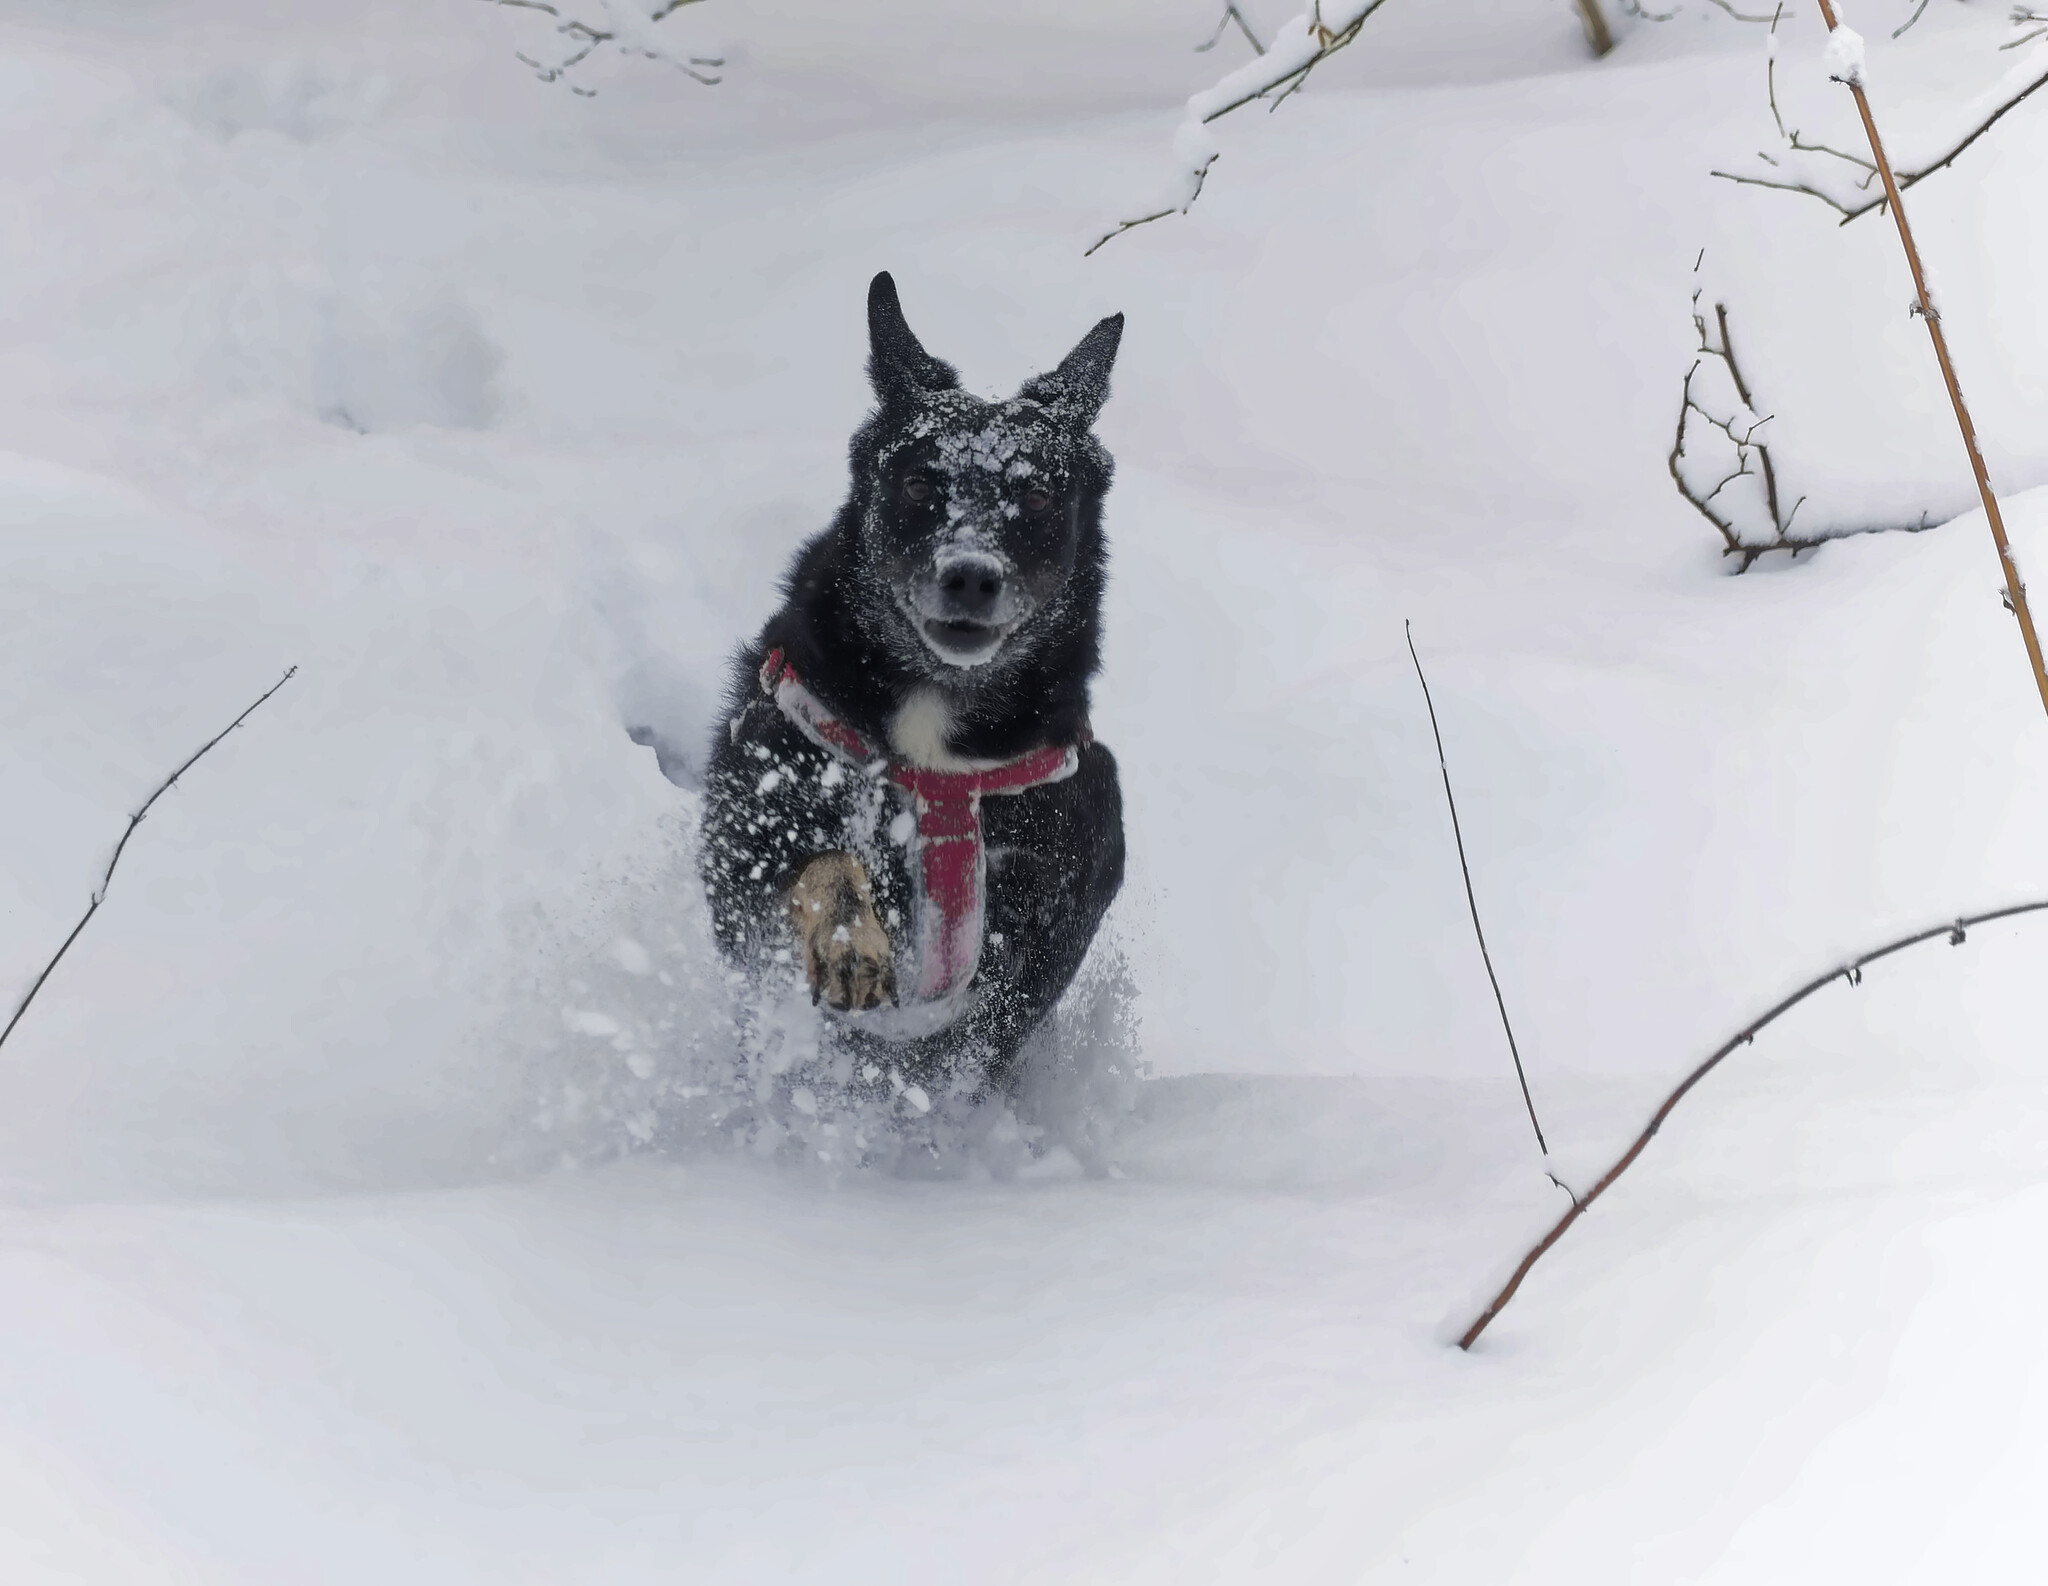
left=902, top=474, right=934, bottom=504
left=1022, top=487, right=1052, bottom=514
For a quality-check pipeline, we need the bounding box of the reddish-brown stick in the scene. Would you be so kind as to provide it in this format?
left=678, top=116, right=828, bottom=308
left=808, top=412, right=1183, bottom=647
left=1813, top=0, right=2048, bottom=719
left=1456, top=899, right=2048, bottom=1349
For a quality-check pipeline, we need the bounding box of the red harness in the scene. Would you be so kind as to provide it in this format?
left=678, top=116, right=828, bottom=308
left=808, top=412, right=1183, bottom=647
left=758, top=649, right=1081, bottom=1011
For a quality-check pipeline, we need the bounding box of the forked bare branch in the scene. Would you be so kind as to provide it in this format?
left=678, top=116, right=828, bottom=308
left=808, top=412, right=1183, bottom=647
left=1196, top=4, right=1268, bottom=55
left=485, top=0, right=724, bottom=95
left=1674, top=300, right=1811, bottom=568
left=1670, top=285, right=1816, bottom=569
left=1712, top=4, right=2048, bottom=222
left=1670, top=279, right=1932, bottom=569
left=2006, top=7, right=2048, bottom=51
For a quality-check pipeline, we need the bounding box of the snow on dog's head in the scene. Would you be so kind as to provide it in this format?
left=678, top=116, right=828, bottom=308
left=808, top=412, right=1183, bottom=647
left=848, top=272, right=1122, bottom=674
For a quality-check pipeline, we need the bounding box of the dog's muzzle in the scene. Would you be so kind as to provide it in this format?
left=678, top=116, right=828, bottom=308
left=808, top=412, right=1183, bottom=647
left=904, top=551, right=1036, bottom=667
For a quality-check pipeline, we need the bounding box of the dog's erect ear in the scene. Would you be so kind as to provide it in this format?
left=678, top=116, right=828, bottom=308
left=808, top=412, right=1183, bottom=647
left=867, top=272, right=960, bottom=405
left=1017, top=312, right=1124, bottom=428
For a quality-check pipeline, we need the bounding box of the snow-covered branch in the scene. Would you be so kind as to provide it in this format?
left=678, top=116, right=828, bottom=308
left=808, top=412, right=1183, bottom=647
left=1711, top=4, right=2048, bottom=223
left=1086, top=0, right=1397, bottom=256
left=1670, top=288, right=1821, bottom=569
left=1669, top=283, right=1932, bottom=570
left=1089, top=0, right=1662, bottom=255
left=1089, top=0, right=1647, bottom=256
left=485, top=0, right=724, bottom=97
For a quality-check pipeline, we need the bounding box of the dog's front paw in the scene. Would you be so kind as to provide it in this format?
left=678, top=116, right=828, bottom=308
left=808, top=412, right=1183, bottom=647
left=786, top=852, right=897, bottom=1012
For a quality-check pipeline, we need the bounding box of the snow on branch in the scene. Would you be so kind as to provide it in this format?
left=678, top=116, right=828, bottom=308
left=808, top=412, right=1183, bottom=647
left=1711, top=4, right=2048, bottom=223
left=1669, top=279, right=1931, bottom=570
left=1086, top=0, right=1396, bottom=256
left=1090, top=0, right=1642, bottom=255
left=485, top=0, right=724, bottom=97
left=1671, top=288, right=1818, bottom=569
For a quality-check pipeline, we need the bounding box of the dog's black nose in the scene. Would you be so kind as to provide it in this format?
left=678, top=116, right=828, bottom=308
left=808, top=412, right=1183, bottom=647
left=932, top=551, right=1006, bottom=622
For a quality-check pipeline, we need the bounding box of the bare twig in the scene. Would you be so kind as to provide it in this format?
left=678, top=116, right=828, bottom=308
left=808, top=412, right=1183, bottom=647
left=0, top=667, right=298, bottom=1057
left=1671, top=294, right=1787, bottom=568
left=1670, top=288, right=1817, bottom=569
left=1713, top=5, right=2048, bottom=223
left=1810, top=0, right=2048, bottom=717
left=1699, top=0, right=1781, bottom=21
left=1406, top=623, right=1553, bottom=1161
left=1621, top=0, right=1777, bottom=25
left=1196, top=4, right=1267, bottom=54
left=1671, top=275, right=1936, bottom=568
left=1710, top=5, right=1877, bottom=215
left=1764, top=7, right=1872, bottom=163
left=1083, top=190, right=1207, bottom=259
left=485, top=0, right=724, bottom=93
left=1457, top=895, right=2048, bottom=1349
left=1891, top=0, right=1933, bottom=40
left=2009, top=8, right=2048, bottom=51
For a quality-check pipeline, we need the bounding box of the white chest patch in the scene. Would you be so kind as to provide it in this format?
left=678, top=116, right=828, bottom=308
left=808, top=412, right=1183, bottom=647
left=888, top=687, right=969, bottom=770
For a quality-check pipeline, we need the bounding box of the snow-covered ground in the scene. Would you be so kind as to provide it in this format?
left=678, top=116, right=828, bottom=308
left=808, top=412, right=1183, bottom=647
left=4, top=0, right=2048, bottom=1577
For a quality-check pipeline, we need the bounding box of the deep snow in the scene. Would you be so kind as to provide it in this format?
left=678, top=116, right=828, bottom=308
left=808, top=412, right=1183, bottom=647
left=4, top=0, right=2048, bottom=1578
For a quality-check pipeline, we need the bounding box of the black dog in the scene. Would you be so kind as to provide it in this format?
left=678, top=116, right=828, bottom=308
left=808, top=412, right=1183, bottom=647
left=700, top=272, right=1126, bottom=1092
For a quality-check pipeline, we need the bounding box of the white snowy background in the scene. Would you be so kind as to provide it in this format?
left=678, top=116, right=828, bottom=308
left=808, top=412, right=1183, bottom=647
left=3, top=0, right=2048, bottom=1577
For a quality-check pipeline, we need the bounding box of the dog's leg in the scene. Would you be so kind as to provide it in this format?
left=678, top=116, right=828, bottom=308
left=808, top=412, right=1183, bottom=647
left=786, top=852, right=897, bottom=1012
left=964, top=740, right=1126, bottom=1088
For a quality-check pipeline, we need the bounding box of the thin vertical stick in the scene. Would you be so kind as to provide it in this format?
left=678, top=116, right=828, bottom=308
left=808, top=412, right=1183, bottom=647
left=1406, top=622, right=1550, bottom=1157
left=1815, top=0, right=2048, bottom=720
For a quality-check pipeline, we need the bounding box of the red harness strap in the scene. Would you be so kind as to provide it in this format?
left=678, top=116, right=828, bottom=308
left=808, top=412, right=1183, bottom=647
left=758, top=648, right=1080, bottom=1009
